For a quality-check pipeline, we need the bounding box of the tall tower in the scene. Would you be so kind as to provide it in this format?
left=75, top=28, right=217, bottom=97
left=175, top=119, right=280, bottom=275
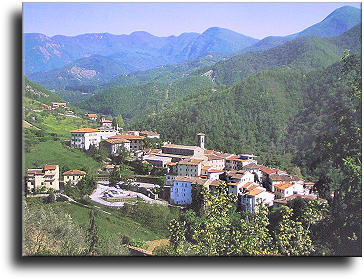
left=197, top=133, right=205, bottom=149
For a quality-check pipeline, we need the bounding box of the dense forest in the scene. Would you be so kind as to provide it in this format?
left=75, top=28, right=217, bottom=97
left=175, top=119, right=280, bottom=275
left=23, top=5, right=361, bottom=256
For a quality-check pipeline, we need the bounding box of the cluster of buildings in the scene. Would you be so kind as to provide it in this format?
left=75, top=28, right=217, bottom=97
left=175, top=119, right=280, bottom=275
left=41, top=102, right=68, bottom=111
left=26, top=165, right=86, bottom=193
left=70, top=116, right=160, bottom=154
left=140, top=133, right=324, bottom=212
left=30, top=124, right=323, bottom=213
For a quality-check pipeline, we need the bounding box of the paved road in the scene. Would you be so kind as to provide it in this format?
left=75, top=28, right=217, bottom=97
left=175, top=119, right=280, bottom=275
left=90, top=182, right=166, bottom=207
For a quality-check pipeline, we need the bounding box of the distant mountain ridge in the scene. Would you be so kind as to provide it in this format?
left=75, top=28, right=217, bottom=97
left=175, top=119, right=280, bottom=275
left=241, top=5, right=361, bottom=53
left=24, top=27, right=258, bottom=76
left=204, top=23, right=362, bottom=86
left=24, top=5, right=361, bottom=92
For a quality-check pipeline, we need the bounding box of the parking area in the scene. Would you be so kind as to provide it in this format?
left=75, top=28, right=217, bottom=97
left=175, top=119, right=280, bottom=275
left=89, top=181, right=166, bottom=207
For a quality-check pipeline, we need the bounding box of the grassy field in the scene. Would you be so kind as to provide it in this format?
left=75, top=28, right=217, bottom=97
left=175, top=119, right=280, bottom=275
left=26, top=198, right=164, bottom=244
left=40, top=114, right=97, bottom=140
left=24, top=140, right=101, bottom=175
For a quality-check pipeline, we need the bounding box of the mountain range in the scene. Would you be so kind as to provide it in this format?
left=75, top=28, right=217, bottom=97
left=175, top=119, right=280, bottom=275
left=23, top=5, right=362, bottom=178
left=25, top=6, right=361, bottom=90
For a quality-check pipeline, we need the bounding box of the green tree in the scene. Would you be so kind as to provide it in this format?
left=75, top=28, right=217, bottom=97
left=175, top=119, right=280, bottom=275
left=109, top=166, right=120, bottom=187
left=238, top=203, right=277, bottom=256
left=273, top=206, right=314, bottom=256
left=45, top=188, right=56, bottom=203
left=113, top=114, right=124, bottom=130
left=23, top=202, right=87, bottom=256
left=87, top=210, right=99, bottom=256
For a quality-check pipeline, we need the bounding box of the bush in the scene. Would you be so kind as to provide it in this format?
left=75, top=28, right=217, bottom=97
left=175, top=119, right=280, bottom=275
left=130, top=239, right=148, bottom=250
left=121, top=234, right=131, bottom=245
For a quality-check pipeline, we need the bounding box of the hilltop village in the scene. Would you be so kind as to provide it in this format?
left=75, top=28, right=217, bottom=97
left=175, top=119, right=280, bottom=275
left=26, top=113, right=326, bottom=212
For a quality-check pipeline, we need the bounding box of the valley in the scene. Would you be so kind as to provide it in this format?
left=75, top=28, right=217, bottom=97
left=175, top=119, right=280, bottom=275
left=22, top=4, right=362, bottom=257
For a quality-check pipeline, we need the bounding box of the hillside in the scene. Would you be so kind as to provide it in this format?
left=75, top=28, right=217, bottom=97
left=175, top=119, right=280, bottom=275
left=292, top=6, right=361, bottom=38
left=102, top=52, right=227, bottom=89
left=74, top=24, right=361, bottom=121
left=130, top=54, right=361, bottom=176
left=28, top=55, right=131, bottom=90
left=23, top=78, right=102, bottom=174
left=241, top=5, right=361, bottom=54
left=24, top=76, right=64, bottom=104
left=203, top=24, right=361, bottom=86
left=77, top=75, right=216, bottom=120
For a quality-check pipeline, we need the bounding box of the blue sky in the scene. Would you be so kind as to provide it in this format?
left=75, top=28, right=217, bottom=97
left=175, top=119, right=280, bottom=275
left=23, top=2, right=361, bottom=39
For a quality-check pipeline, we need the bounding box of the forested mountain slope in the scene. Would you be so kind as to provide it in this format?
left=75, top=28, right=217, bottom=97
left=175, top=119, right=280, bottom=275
left=28, top=55, right=131, bottom=90
left=130, top=54, right=361, bottom=177
left=75, top=24, right=361, bottom=123
left=77, top=75, right=216, bottom=119
left=203, top=23, right=361, bottom=86
left=241, top=6, right=361, bottom=53
left=24, top=76, right=64, bottom=104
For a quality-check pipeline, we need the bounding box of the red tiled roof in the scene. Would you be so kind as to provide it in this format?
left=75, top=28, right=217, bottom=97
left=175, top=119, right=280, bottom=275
left=270, top=174, right=283, bottom=181
left=110, top=134, right=145, bottom=140
left=208, top=169, right=224, bottom=173
left=70, top=128, right=99, bottom=133
left=87, top=113, right=97, bottom=118
left=105, top=138, right=130, bottom=144
left=27, top=169, right=43, bottom=175
left=44, top=165, right=57, bottom=170
left=247, top=188, right=265, bottom=196
left=261, top=168, right=278, bottom=175
left=242, top=182, right=254, bottom=189
left=178, top=158, right=203, bottom=166
left=63, top=170, right=86, bottom=175
left=275, top=183, right=294, bottom=190
left=226, top=155, right=240, bottom=161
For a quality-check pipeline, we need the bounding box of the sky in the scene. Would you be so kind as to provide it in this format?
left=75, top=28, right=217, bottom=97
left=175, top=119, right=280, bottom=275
left=23, top=2, right=361, bottom=39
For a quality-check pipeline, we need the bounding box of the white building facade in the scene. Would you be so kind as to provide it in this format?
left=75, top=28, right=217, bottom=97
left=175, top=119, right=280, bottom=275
left=70, top=128, right=101, bottom=150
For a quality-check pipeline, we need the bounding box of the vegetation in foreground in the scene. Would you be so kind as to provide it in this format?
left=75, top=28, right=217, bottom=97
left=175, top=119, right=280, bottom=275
left=24, top=196, right=179, bottom=256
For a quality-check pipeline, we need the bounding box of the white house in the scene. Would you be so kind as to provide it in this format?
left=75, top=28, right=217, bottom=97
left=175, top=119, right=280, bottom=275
left=97, top=126, right=119, bottom=140
left=242, top=163, right=264, bottom=181
left=86, top=113, right=98, bottom=121
left=102, top=137, right=131, bottom=155
left=177, top=158, right=203, bottom=177
left=205, top=154, right=225, bottom=170
left=240, top=187, right=275, bottom=213
left=143, top=155, right=172, bottom=168
left=274, top=182, right=304, bottom=199
left=63, top=169, right=86, bottom=185
left=226, top=170, right=255, bottom=185
left=100, top=116, right=113, bottom=128
left=70, top=128, right=101, bottom=150
left=107, top=134, right=145, bottom=152
left=206, top=169, right=225, bottom=180
left=225, top=154, right=258, bottom=171
left=26, top=165, right=60, bottom=192
left=139, top=130, right=160, bottom=139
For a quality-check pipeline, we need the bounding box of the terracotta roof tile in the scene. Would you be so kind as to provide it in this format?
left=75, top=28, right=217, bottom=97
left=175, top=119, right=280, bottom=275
left=63, top=170, right=86, bottom=175
left=274, top=183, right=294, bottom=190
left=70, top=128, right=99, bottom=133
left=110, top=134, right=145, bottom=140
left=44, top=165, right=58, bottom=170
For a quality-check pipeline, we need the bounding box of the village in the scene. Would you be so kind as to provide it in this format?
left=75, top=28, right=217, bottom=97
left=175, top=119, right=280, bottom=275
left=25, top=111, right=327, bottom=212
